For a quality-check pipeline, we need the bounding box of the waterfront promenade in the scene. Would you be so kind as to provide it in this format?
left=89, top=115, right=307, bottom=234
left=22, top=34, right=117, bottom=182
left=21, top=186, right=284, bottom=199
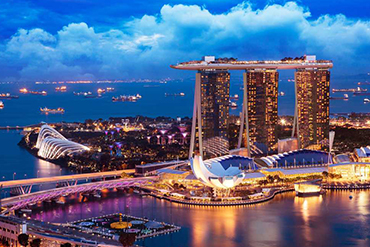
left=147, top=187, right=294, bottom=206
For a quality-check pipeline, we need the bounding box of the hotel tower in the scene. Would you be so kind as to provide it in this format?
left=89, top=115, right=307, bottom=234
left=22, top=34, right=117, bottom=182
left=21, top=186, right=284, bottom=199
left=200, top=70, right=230, bottom=158
left=245, top=69, right=279, bottom=153
left=293, top=68, right=330, bottom=149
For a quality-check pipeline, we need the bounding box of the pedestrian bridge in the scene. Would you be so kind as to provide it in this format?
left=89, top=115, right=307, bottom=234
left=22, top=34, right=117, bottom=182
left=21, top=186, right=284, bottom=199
left=1, top=176, right=156, bottom=215
left=0, top=169, right=135, bottom=194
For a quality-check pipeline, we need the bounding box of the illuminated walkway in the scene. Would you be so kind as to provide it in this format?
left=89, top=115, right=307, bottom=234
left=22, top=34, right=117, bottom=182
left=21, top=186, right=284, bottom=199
left=1, top=177, right=156, bottom=214
left=0, top=169, right=135, bottom=189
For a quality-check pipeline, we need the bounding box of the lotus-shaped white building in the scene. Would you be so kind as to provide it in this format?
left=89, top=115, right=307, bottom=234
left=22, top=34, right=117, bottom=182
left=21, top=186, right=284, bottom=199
left=190, top=155, right=257, bottom=189
left=36, top=125, right=90, bottom=160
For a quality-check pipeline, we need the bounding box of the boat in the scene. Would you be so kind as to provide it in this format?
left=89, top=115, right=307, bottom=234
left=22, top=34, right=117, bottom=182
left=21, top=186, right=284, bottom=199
left=278, top=91, right=285, bottom=96
left=0, top=93, right=19, bottom=99
left=55, top=199, right=65, bottom=205
left=364, top=98, right=370, bottom=104
left=93, top=193, right=101, bottom=199
left=106, top=87, right=115, bottom=92
left=330, top=94, right=349, bottom=100
left=19, top=88, right=28, bottom=94
left=40, top=107, right=65, bottom=114
left=230, top=94, right=239, bottom=100
left=84, top=94, right=101, bottom=98
left=164, top=92, right=185, bottom=97
left=353, top=92, right=370, bottom=96
left=97, top=88, right=106, bottom=94
left=294, top=179, right=323, bottom=196
left=73, top=91, right=92, bottom=96
left=0, top=101, right=3, bottom=108
left=112, top=94, right=142, bottom=102
left=229, top=101, right=237, bottom=108
left=30, top=91, right=47, bottom=95
left=332, top=87, right=367, bottom=93
left=55, top=86, right=67, bottom=92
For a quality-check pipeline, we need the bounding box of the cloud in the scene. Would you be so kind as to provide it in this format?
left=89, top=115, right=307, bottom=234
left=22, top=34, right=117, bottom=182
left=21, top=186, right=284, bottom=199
left=1, top=1, right=370, bottom=81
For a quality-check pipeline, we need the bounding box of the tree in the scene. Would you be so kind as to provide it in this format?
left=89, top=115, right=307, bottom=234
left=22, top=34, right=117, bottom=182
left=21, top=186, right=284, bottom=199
left=17, top=234, right=29, bottom=247
left=322, top=171, right=329, bottom=180
left=119, top=233, right=136, bottom=247
left=266, top=175, right=274, bottom=184
left=30, top=239, right=41, bottom=247
left=60, top=243, right=72, bottom=247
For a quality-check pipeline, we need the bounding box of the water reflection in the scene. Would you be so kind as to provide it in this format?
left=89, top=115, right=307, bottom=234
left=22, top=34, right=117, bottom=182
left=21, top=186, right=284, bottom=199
left=30, top=191, right=370, bottom=247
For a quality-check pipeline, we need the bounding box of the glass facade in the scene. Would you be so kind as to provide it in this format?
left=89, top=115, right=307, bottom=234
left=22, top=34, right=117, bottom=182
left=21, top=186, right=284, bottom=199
left=246, top=69, right=279, bottom=152
left=200, top=70, right=230, bottom=158
left=295, top=68, right=330, bottom=149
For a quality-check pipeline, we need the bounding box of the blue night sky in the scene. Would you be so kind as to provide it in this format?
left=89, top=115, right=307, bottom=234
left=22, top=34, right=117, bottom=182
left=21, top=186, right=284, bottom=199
left=0, top=0, right=369, bottom=81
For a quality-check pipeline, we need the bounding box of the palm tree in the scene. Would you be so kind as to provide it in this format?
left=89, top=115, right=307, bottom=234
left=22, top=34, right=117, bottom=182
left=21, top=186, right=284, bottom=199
left=119, top=233, right=136, bottom=247
left=30, top=239, right=41, bottom=247
left=17, top=234, right=29, bottom=247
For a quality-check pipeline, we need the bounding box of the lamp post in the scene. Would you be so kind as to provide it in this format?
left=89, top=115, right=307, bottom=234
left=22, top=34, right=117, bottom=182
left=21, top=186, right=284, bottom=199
left=37, top=170, right=40, bottom=178
left=13, top=172, right=16, bottom=180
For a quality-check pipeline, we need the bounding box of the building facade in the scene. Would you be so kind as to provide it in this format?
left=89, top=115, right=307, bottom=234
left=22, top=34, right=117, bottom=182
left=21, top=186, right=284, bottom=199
left=295, top=68, right=330, bottom=149
left=200, top=70, right=230, bottom=158
left=246, top=69, right=279, bottom=152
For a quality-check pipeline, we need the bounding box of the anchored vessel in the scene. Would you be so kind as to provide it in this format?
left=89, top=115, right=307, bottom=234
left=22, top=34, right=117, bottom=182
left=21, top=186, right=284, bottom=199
left=0, top=93, right=19, bottom=99
left=112, top=94, right=142, bottom=102
left=40, top=107, right=65, bottom=114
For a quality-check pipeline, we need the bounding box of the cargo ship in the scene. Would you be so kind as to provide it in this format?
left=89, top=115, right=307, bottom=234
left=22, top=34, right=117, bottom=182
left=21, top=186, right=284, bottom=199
left=230, top=94, right=239, bottom=100
left=112, top=94, right=142, bottom=102
left=294, top=179, right=323, bottom=196
left=164, top=92, right=185, bottom=97
left=229, top=101, right=238, bottom=108
left=332, top=87, right=367, bottom=93
left=19, top=88, right=28, bottom=94
left=0, top=93, right=19, bottom=99
left=40, top=107, right=65, bottom=114
left=55, top=86, right=67, bottom=92
left=73, top=91, right=92, bottom=96
left=330, top=94, right=349, bottom=100
left=30, top=91, right=47, bottom=95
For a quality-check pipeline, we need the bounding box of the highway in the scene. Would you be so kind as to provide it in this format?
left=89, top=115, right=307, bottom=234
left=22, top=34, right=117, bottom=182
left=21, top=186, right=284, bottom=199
left=0, top=169, right=135, bottom=189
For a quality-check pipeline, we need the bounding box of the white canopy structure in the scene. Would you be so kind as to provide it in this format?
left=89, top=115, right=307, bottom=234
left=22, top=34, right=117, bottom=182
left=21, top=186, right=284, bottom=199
left=36, top=125, right=90, bottom=160
left=190, top=155, right=257, bottom=189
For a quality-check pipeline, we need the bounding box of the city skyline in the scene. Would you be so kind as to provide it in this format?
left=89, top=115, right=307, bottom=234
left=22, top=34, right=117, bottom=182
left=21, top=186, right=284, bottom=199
left=0, top=0, right=369, bottom=81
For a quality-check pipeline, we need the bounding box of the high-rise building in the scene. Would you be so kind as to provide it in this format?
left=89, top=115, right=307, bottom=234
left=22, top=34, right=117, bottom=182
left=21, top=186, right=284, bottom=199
left=200, top=70, right=230, bottom=158
left=295, top=68, right=330, bottom=149
left=245, top=69, right=279, bottom=153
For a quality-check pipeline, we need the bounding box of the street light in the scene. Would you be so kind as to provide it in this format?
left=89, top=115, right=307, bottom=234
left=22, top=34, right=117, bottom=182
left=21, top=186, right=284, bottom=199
left=13, top=172, right=16, bottom=180
left=37, top=170, right=40, bottom=178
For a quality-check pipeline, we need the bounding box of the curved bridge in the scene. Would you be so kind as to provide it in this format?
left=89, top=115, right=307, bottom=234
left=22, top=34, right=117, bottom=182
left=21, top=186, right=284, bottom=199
left=1, top=177, right=156, bottom=214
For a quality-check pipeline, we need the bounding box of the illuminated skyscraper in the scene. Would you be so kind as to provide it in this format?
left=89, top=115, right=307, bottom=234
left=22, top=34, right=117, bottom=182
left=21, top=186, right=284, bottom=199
left=200, top=70, right=230, bottom=158
left=245, top=69, right=279, bottom=152
left=294, top=68, right=330, bottom=149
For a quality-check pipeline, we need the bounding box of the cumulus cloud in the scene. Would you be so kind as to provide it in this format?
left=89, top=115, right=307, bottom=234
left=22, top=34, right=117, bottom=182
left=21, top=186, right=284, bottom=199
left=0, top=1, right=370, bottom=81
